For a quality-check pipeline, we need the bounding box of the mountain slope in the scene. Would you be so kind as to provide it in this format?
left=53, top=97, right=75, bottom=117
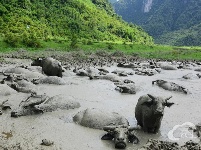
left=112, top=0, right=201, bottom=46
left=156, top=23, right=201, bottom=46
left=0, top=0, right=153, bottom=47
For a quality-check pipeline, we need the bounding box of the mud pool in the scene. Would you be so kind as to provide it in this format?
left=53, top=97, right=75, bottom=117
left=0, top=58, right=201, bottom=150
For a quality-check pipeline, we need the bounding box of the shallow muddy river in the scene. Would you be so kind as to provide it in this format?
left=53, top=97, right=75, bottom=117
left=0, top=59, right=201, bottom=149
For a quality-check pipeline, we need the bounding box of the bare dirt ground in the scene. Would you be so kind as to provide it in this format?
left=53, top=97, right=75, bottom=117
left=0, top=54, right=201, bottom=150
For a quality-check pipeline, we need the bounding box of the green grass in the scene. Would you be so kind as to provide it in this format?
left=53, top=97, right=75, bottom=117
left=0, top=39, right=201, bottom=61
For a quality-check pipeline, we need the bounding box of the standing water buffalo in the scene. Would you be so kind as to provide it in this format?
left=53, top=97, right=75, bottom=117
left=135, top=94, right=174, bottom=133
left=101, top=125, right=139, bottom=149
left=31, top=57, right=63, bottom=77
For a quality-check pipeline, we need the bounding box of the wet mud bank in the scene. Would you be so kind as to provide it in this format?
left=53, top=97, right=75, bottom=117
left=0, top=57, right=201, bottom=150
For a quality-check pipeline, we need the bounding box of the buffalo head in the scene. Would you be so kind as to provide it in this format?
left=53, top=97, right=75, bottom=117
left=142, top=94, right=174, bottom=116
left=101, top=125, right=139, bottom=149
left=31, top=58, right=43, bottom=67
left=11, top=93, right=47, bottom=117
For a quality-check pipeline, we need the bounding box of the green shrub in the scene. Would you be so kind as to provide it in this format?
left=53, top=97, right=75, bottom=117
left=4, top=32, right=21, bottom=47
left=70, top=34, right=79, bottom=49
left=107, top=43, right=114, bottom=49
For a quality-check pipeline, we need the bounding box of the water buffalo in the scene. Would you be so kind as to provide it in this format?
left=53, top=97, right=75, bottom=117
left=73, top=108, right=128, bottom=129
left=0, top=84, right=17, bottom=96
left=135, top=94, right=174, bottom=133
left=182, top=73, right=200, bottom=80
left=89, top=75, right=121, bottom=82
left=11, top=93, right=47, bottom=117
left=73, top=67, right=100, bottom=77
left=101, top=125, right=139, bottom=149
left=11, top=93, right=80, bottom=117
left=31, top=57, right=63, bottom=77
left=152, top=80, right=189, bottom=94
left=115, top=83, right=138, bottom=94
left=32, top=76, right=67, bottom=85
left=117, top=63, right=135, bottom=68
left=36, top=95, right=80, bottom=112
left=3, top=67, right=44, bottom=80
left=1, top=74, right=37, bottom=93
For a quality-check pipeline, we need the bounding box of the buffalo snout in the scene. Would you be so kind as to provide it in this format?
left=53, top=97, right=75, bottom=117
left=113, top=127, right=129, bottom=149
left=11, top=111, right=18, bottom=118
left=154, top=106, right=164, bottom=116
left=115, top=142, right=126, bottom=149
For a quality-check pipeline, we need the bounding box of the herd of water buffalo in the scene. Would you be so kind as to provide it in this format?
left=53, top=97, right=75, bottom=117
left=1, top=56, right=201, bottom=149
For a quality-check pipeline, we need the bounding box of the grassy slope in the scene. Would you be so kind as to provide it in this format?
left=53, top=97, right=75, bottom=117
left=0, top=0, right=153, bottom=47
left=0, top=1, right=201, bottom=60
left=1, top=36, right=201, bottom=61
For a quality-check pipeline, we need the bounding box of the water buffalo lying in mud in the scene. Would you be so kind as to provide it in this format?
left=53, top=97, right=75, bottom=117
left=182, top=73, right=201, bottom=80
left=134, top=68, right=158, bottom=76
left=89, top=74, right=121, bottom=82
left=0, top=84, right=17, bottom=96
left=11, top=93, right=80, bottom=117
left=32, top=76, right=67, bottom=85
left=73, top=67, right=100, bottom=77
left=135, top=94, right=174, bottom=133
left=160, top=65, right=178, bottom=70
left=11, top=93, right=47, bottom=117
left=0, top=100, right=12, bottom=115
left=1, top=74, right=37, bottom=93
left=117, top=63, right=135, bottom=68
left=73, top=68, right=88, bottom=76
left=31, top=57, right=63, bottom=77
left=36, top=95, right=80, bottom=112
left=3, top=67, right=44, bottom=81
left=112, top=70, right=133, bottom=77
left=115, top=82, right=138, bottom=94
left=152, top=79, right=189, bottom=94
left=73, top=108, right=128, bottom=129
left=101, top=125, right=139, bottom=149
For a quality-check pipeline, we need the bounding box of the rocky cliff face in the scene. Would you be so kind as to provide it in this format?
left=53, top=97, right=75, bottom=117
left=143, top=0, right=153, bottom=13
left=112, top=0, right=201, bottom=46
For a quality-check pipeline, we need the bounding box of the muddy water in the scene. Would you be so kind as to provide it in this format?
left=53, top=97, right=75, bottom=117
left=0, top=61, right=201, bottom=149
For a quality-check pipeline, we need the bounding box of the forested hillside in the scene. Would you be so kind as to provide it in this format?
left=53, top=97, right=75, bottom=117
left=112, top=0, right=201, bottom=46
left=0, top=0, right=153, bottom=48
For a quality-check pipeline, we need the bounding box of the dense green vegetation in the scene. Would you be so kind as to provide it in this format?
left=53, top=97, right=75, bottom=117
left=1, top=35, right=201, bottom=61
left=112, top=0, right=201, bottom=46
left=0, top=0, right=153, bottom=48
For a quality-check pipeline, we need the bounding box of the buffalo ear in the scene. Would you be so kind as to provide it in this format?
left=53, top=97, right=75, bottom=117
left=38, top=58, right=43, bottom=62
left=165, top=96, right=172, bottom=101
left=147, top=94, right=156, bottom=100
left=128, top=134, right=139, bottom=144
left=165, top=102, right=174, bottom=107
left=101, top=133, right=114, bottom=140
